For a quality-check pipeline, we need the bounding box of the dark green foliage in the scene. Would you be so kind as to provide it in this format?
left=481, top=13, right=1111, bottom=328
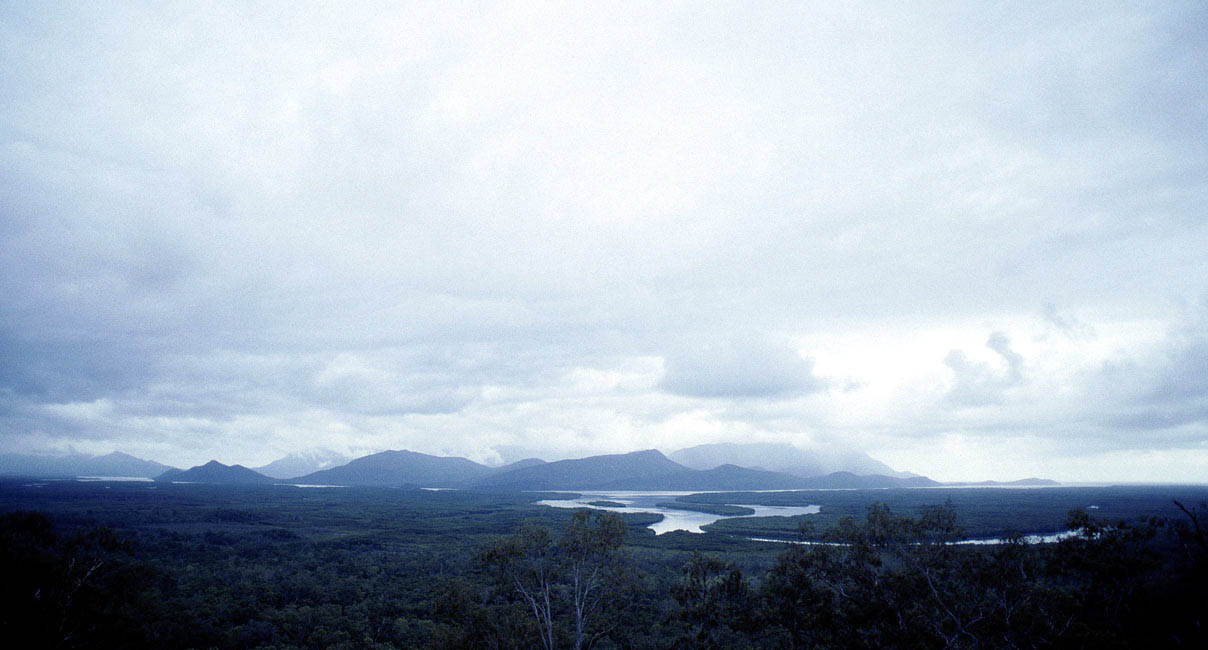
left=0, top=511, right=154, bottom=649
left=749, top=502, right=1199, bottom=649
left=694, top=485, right=1208, bottom=539
left=473, top=510, right=634, bottom=650
left=668, top=553, right=755, bottom=648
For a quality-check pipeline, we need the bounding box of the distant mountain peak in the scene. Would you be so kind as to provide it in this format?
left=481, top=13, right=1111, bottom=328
left=291, top=448, right=494, bottom=487
left=155, top=460, right=273, bottom=484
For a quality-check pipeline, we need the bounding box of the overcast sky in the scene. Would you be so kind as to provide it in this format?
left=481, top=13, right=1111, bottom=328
left=2, top=1, right=1206, bottom=481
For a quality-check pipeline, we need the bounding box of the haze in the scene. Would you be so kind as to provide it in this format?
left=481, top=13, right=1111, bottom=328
left=2, top=2, right=1206, bottom=482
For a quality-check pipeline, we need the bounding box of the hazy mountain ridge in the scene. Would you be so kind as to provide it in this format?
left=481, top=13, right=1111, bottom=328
left=794, top=471, right=941, bottom=489
left=595, top=463, right=813, bottom=491
left=946, top=478, right=1060, bottom=487
left=0, top=451, right=174, bottom=478
left=253, top=449, right=352, bottom=479
left=668, top=442, right=912, bottom=478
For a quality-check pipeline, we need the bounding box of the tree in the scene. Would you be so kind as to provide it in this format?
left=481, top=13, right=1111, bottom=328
left=478, top=510, right=631, bottom=650
left=760, top=502, right=987, bottom=649
left=1171, top=500, right=1208, bottom=647
left=560, top=509, right=628, bottom=650
left=480, top=522, right=559, bottom=650
left=672, top=553, right=754, bottom=649
left=0, top=511, right=147, bottom=650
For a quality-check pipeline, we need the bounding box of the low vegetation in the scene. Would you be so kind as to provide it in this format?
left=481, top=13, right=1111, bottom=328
left=655, top=502, right=756, bottom=516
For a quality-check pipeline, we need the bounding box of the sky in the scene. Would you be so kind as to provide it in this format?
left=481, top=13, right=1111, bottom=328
left=2, top=1, right=1206, bottom=482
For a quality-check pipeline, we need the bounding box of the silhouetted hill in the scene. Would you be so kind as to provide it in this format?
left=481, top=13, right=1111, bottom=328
left=473, top=449, right=687, bottom=490
left=155, top=460, right=274, bottom=484
left=0, top=451, right=174, bottom=478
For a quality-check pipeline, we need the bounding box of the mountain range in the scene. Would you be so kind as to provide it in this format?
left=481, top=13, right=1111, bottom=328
left=0, top=451, right=173, bottom=478
left=471, top=450, right=941, bottom=491
left=143, top=448, right=939, bottom=490
left=4, top=445, right=1055, bottom=491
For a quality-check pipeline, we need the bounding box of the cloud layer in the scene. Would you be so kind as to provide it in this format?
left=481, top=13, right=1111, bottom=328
left=2, top=2, right=1206, bottom=481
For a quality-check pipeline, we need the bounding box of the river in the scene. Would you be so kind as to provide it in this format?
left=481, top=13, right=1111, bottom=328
left=536, top=490, right=821, bottom=535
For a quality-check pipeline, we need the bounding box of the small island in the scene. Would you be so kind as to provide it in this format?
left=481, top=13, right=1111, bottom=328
left=656, top=502, right=756, bottom=516
left=587, top=500, right=627, bottom=508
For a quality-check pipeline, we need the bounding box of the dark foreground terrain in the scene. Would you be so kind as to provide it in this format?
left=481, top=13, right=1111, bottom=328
left=1, top=479, right=1205, bottom=649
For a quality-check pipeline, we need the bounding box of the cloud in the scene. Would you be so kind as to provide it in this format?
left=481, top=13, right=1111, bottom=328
left=660, top=334, right=825, bottom=399
left=943, top=332, right=1025, bottom=407
left=1041, top=302, right=1097, bottom=340
left=307, top=351, right=477, bottom=416
left=0, top=2, right=1205, bottom=480
left=1101, top=313, right=1208, bottom=435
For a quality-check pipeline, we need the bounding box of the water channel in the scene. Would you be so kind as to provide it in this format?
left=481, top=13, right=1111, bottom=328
left=536, top=490, right=821, bottom=535
left=537, top=491, right=1079, bottom=545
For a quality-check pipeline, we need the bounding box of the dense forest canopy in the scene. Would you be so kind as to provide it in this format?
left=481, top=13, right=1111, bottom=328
left=1, top=480, right=1205, bottom=649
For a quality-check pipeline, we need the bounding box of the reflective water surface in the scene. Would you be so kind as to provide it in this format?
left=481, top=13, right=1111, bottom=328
left=748, top=530, right=1079, bottom=546
left=536, top=490, right=821, bottom=535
